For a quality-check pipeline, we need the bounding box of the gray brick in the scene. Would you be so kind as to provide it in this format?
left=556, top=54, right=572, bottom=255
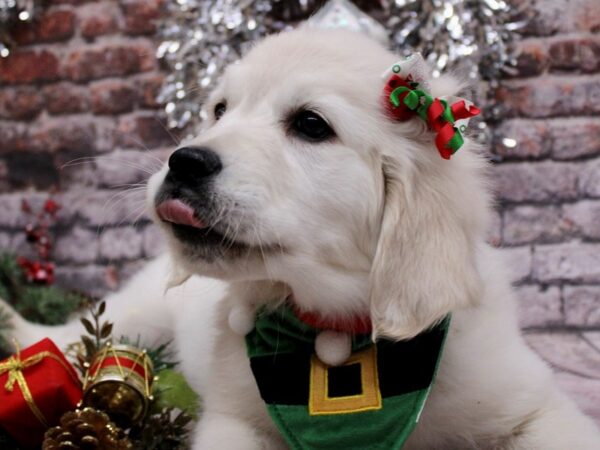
left=502, top=205, right=569, bottom=245
left=95, top=149, right=160, bottom=189
left=524, top=0, right=600, bottom=35
left=493, top=119, right=550, bottom=160
left=564, top=286, right=600, bottom=327
left=54, top=264, right=118, bottom=298
left=512, top=39, right=548, bottom=77
left=0, top=193, right=43, bottom=228
left=548, top=37, right=600, bottom=74
left=62, top=190, right=149, bottom=227
left=9, top=233, right=37, bottom=260
left=554, top=371, right=600, bottom=426
left=579, top=158, right=600, bottom=198
left=494, top=77, right=590, bottom=119
left=533, top=242, right=600, bottom=283
left=516, top=285, right=562, bottom=328
left=115, top=113, right=175, bottom=149
left=0, top=232, right=12, bottom=251
left=500, top=246, right=532, bottom=283
left=493, top=161, right=579, bottom=203
left=588, top=78, right=600, bottom=115
left=550, top=118, right=600, bottom=160
left=525, top=331, right=600, bottom=379
left=562, top=200, right=600, bottom=240
left=99, top=227, right=143, bottom=261
left=28, top=118, right=97, bottom=154
left=54, top=226, right=99, bottom=264
left=59, top=159, right=99, bottom=190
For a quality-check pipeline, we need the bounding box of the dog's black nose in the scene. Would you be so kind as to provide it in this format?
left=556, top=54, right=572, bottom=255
left=168, top=146, right=222, bottom=181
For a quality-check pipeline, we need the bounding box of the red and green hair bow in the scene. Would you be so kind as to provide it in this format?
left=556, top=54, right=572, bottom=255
left=382, top=54, right=481, bottom=160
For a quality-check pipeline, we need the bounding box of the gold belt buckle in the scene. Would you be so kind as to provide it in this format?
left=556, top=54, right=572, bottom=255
left=309, top=345, right=382, bottom=415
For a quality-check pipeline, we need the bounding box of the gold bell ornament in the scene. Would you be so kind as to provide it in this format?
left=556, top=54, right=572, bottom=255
left=82, top=343, right=154, bottom=428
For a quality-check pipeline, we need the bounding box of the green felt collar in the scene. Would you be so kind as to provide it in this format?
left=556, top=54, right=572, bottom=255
left=245, top=305, right=450, bottom=450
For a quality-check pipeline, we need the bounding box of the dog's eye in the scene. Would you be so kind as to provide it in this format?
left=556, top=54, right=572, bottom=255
left=214, top=102, right=227, bottom=120
left=291, top=110, right=334, bottom=141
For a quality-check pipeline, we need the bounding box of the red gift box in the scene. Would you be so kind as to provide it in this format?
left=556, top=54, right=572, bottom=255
left=0, top=338, right=82, bottom=449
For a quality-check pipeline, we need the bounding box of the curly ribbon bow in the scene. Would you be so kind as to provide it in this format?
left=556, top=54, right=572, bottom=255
left=0, top=341, right=77, bottom=427
left=383, top=55, right=481, bottom=160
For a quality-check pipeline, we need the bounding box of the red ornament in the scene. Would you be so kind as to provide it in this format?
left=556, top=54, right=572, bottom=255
left=17, top=258, right=55, bottom=285
left=0, top=338, right=82, bottom=449
left=383, top=72, right=480, bottom=160
left=18, top=196, right=61, bottom=285
left=43, top=199, right=60, bottom=215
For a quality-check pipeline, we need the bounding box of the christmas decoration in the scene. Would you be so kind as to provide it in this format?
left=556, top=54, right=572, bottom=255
left=0, top=233, right=196, bottom=449
left=305, top=0, right=388, bottom=45
left=0, top=197, right=89, bottom=330
left=121, top=337, right=177, bottom=373
left=157, top=0, right=528, bottom=145
left=0, top=338, right=82, bottom=449
left=82, top=343, right=155, bottom=428
left=383, top=0, right=529, bottom=143
left=42, top=408, right=132, bottom=450
left=70, top=301, right=196, bottom=448
left=157, top=0, right=273, bottom=132
left=245, top=304, right=450, bottom=449
left=151, top=369, right=200, bottom=419
left=71, top=301, right=113, bottom=378
left=0, top=0, right=43, bottom=58
left=128, top=407, right=193, bottom=450
left=19, top=198, right=60, bottom=284
left=383, top=54, right=481, bottom=159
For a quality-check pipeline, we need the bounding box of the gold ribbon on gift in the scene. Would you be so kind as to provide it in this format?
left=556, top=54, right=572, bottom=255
left=0, top=341, right=80, bottom=427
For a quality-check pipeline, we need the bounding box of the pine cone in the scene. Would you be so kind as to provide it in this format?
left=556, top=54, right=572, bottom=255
left=42, top=408, right=132, bottom=450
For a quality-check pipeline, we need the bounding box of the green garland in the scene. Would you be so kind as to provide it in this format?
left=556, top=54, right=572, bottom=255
left=0, top=253, right=87, bottom=327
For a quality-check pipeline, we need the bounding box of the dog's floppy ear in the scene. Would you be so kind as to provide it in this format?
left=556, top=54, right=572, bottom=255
left=369, top=137, right=488, bottom=340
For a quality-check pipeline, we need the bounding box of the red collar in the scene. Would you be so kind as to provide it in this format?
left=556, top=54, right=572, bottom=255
left=291, top=304, right=372, bottom=335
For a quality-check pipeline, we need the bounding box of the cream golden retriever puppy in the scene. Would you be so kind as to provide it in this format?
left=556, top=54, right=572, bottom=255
left=5, top=29, right=600, bottom=449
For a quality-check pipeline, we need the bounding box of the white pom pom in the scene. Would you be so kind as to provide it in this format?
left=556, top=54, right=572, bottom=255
left=228, top=304, right=255, bottom=336
left=315, top=331, right=351, bottom=366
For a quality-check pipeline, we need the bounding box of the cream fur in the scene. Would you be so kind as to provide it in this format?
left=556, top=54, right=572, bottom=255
left=4, top=29, right=600, bottom=449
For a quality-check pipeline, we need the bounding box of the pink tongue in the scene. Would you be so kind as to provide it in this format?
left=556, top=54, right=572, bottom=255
left=156, top=199, right=206, bottom=229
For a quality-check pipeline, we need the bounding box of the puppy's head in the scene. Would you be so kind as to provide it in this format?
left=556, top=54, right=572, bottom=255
left=148, top=29, right=490, bottom=338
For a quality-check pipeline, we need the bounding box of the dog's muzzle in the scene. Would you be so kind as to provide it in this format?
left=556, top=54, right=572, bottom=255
left=155, top=146, right=222, bottom=229
left=167, top=146, right=222, bottom=183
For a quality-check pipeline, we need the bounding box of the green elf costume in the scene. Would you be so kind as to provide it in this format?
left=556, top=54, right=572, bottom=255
left=245, top=304, right=450, bottom=450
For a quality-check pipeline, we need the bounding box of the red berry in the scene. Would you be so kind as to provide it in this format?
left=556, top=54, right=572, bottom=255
left=44, top=199, right=60, bottom=215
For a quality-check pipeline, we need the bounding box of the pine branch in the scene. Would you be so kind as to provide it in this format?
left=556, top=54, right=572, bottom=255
left=129, top=408, right=193, bottom=450
left=0, top=253, right=25, bottom=304
left=119, top=336, right=178, bottom=372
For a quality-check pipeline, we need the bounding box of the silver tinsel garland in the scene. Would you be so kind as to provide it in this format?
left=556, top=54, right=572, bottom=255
left=157, top=0, right=529, bottom=142
left=0, top=0, right=40, bottom=58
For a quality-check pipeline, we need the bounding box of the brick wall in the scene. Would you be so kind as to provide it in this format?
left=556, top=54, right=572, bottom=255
left=489, top=0, right=600, bottom=420
left=0, top=0, right=171, bottom=297
left=0, top=0, right=598, bottom=421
